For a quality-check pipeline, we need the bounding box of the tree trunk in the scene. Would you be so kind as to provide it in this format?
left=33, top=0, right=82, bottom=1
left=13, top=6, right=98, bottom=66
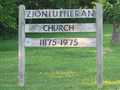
left=76, top=0, right=79, bottom=9
left=110, top=23, right=120, bottom=45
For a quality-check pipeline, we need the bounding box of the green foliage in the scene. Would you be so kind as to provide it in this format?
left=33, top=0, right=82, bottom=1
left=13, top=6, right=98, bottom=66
left=19, top=0, right=97, bottom=9
left=103, top=0, right=120, bottom=23
left=78, top=0, right=97, bottom=9
left=99, top=0, right=107, bottom=4
left=51, top=0, right=72, bottom=9
left=0, top=0, right=17, bottom=39
left=0, top=24, right=17, bottom=40
left=0, top=0, right=17, bottom=28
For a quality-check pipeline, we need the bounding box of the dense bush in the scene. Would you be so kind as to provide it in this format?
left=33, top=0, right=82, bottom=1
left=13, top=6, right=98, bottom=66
left=0, top=24, right=17, bottom=39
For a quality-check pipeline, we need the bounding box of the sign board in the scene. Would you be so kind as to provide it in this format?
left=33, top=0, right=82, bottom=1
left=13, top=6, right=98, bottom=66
left=25, top=38, right=96, bottom=47
left=25, top=23, right=96, bottom=33
left=19, top=3, right=103, bottom=87
left=25, top=9, right=96, bottom=19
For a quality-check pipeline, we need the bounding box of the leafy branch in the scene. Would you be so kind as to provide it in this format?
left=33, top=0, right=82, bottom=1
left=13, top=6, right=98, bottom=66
left=104, top=0, right=120, bottom=23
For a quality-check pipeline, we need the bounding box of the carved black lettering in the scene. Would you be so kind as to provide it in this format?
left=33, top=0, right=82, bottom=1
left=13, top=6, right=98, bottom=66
left=26, top=11, right=31, bottom=17
left=81, top=10, right=86, bottom=17
left=64, top=10, right=69, bottom=17
left=59, top=11, right=63, bottom=17
left=64, top=25, right=68, bottom=31
left=53, top=11, right=58, bottom=17
left=49, top=11, right=51, bottom=17
left=69, top=25, right=74, bottom=31
left=35, top=11, right=41, bottom=17
left=48, top=25, right=53, bottom=31
left=32, top=11, right=34, bottom=17
left=88, top=10, right=94, bottom=17
left=53, top=25, right=58, bottom=31
left=64, top=11, right=66, bottom=17
left=75, top=10, right=79, bottom=17
left=59, top=25, right=64, bottom=31
left=43, top=25, right=48, bottom=31
left=42, top=11, right=47, bottom=17
left=67, top=11, right=69, bottom=17
left=70, top=10, right=74, bottom=17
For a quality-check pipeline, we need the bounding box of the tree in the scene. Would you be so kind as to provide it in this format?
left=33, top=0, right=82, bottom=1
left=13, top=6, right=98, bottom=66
left=103, top=0, right=120, bottom=45
left=0, top=0, right=17, bottom=39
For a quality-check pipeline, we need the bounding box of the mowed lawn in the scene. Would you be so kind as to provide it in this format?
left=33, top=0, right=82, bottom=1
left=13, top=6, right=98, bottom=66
left=0, top=24, right=120, bottom=90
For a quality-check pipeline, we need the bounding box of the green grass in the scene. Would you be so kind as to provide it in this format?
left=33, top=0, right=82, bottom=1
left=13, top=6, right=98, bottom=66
left=0, top=24, right=120, bottom=90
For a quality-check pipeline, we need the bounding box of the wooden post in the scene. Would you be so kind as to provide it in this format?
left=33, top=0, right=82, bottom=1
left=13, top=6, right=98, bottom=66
left=19, top=5, right=25, bottom=86
left=96, top=3, right=103, bottom=88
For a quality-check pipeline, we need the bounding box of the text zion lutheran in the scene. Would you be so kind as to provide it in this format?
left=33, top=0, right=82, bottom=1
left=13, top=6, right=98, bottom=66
left=25, top=9, right=95, bottom=18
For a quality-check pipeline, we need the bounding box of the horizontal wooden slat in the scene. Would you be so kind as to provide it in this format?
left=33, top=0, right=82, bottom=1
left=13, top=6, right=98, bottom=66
left=25, top=9, right=96, bottom=19
left=25, top=23, right=96, bottom=33
left=25, top=38, right=96, bottom=47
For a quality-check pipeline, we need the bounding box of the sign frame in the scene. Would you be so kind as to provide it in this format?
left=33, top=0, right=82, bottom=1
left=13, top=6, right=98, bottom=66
left=19, top=3, right=103, bottom=87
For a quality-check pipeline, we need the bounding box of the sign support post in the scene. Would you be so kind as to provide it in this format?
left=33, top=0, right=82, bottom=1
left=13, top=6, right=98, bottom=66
left=19, top=5, right=25, bottom=86
left=18, top=3, right=103, bottom=88
left=96, top=3, right=103, bottom=88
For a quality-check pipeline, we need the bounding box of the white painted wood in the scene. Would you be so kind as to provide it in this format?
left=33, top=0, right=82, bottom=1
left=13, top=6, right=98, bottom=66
left=25, top=38, right=96, bottom=47
left=19, top=5, right=25, bottom=86
left=96, top=3, right=103, bottom=88
left=25, top=23, right=96, bottom=33
left=25, top=9, right=96, bottom=19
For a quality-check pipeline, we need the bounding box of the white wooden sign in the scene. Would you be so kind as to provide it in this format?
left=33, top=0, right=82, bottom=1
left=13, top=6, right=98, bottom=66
left=25, top=23, right=96, bottom=33
left=25, top=9, right=96, bottom=19
left=25, top=38, right=96, bottom=47
left=19, top=3, right=103, bottom=88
